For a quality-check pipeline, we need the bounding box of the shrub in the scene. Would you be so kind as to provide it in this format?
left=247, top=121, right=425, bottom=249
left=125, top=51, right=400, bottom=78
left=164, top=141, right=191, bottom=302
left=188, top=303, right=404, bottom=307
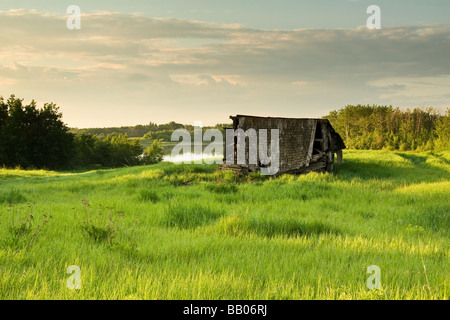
left=73, top=133, right=144, bottom=168
left=142, top=139, right=164, bottom=165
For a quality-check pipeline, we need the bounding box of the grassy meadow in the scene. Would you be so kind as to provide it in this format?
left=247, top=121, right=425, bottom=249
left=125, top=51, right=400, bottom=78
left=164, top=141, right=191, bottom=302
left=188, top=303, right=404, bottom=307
left=0, top=150, right=448, bottom=299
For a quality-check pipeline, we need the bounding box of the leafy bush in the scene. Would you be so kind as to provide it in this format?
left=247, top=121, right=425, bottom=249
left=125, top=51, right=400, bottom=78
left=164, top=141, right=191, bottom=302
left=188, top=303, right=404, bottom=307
left=142, top=139, right=164, bottom=165
left=73, top=133, right=144, bottom=167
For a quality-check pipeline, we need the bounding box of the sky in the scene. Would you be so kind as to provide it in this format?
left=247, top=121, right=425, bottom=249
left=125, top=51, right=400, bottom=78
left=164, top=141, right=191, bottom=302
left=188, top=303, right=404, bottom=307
left=0, top=0, right=449, bottom=127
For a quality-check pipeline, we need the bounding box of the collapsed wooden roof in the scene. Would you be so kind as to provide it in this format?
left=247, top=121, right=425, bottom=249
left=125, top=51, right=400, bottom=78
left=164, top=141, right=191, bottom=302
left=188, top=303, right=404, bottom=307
left=225, top=114, right=346, bottom=175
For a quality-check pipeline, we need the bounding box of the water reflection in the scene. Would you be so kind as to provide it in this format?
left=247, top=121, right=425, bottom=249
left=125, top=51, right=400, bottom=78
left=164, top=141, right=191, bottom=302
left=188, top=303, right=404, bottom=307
left=162, top=143, right=224, bottom=163
left=163, top=152, right=222, bottom=163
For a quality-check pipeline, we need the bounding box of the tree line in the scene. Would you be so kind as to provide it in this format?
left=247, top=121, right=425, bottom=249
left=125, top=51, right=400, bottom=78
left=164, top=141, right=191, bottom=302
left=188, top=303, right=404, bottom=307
left=1, top=95, right=448, bottom=170
left=324, top=105, right=449, bottom=152
left=72, top=121, right=232, bottom=142
left=70, top=121, right=186, bottom=138
left=0, top=95, right=164, bottom=169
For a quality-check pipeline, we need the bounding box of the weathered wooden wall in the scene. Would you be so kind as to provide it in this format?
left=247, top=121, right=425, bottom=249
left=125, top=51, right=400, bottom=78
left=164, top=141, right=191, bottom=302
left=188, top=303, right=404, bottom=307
left=227, top=115, right=345, bottom=175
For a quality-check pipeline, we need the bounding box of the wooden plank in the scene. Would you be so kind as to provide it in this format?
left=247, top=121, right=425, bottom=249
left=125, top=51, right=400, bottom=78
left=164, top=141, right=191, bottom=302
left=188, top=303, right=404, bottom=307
left=311, top=152, right=325, bottom=162
left=305, top=120, right=317, bottom=166
left=287, top=161, right=327, bottom=175
left=326, top=151, right=334, bottom=173
left=321, top=123, right=329, bottom=152
left=337, top=149, right=343, bottom=164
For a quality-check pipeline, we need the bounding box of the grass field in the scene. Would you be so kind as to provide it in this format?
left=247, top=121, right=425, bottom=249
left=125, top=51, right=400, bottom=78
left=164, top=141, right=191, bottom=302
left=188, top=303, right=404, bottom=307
left=0, top=150, right=448, bottom=299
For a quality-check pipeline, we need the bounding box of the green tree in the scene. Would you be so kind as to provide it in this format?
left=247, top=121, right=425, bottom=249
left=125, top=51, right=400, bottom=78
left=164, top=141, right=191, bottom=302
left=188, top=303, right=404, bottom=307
left=73, top=133, right=98, bottom=167
left=0, top=95, right=74, bottom=168
left=72, top=133, right=144, bottom=167
left=102, top=133, right=143, bottom=167
left=142, top=140, right=164, bottom=165
left=434, top=108, right=450, bottom=151
left=324, top=104, right=444, bottom=152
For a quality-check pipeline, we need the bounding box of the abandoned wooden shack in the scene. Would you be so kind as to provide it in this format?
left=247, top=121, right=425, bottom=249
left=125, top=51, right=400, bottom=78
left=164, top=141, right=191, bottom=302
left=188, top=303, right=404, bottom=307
left=222, top=115, right=346, bottom=175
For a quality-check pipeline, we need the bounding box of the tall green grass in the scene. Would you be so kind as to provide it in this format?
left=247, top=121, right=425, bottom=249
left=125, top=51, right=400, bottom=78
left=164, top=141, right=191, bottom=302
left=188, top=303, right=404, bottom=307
left=0, top=150, right=448, bottom=299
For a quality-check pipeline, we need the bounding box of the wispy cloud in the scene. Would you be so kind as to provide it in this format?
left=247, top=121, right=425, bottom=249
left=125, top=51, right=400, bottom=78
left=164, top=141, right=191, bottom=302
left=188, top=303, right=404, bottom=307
left=1, top=9, right=449, bottom=126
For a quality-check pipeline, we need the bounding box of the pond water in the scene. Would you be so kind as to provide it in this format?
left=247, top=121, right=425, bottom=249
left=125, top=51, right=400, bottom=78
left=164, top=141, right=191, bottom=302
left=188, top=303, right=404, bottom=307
left=163, top=152, right=223, bottom=163
left=161, top=142, right=224, bottom=163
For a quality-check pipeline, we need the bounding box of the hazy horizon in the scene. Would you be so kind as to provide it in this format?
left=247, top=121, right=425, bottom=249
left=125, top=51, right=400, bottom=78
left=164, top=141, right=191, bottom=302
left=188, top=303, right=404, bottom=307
left=68, top=104, right=449, bottom=130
